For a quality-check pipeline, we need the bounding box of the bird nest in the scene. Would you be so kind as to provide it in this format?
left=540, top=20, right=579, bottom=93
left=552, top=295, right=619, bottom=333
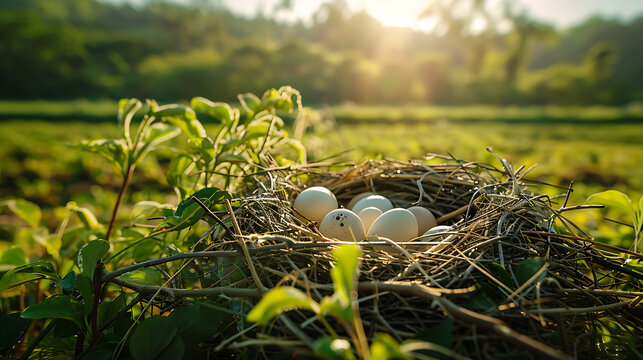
left=120, top=155, right=642, bottom=359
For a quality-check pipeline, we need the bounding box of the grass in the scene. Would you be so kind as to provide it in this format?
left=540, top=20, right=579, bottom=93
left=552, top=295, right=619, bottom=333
left=0, top=99, right=641, bottom=250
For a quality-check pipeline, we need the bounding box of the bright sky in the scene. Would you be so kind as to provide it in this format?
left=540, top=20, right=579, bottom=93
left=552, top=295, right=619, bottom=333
left=108, top=0, right=643, bottom=29
left=221, top=0, right=643, bottom=29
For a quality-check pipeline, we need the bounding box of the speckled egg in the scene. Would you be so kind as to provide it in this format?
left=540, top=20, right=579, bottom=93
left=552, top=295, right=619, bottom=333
left=357, top=207, right=383, bottom=233
left=352, top=195, right=394, bottom=214
left=319, top=209, right=366, bottom=241
left=293, top=186, right=338, bottom=223
left=367, top=208, right=418, bottom=242
left=407, top=206, right=437, bottom=234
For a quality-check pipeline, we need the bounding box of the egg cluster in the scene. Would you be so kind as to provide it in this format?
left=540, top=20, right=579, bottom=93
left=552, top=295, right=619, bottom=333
left=293, top=186, right=449, bottom=244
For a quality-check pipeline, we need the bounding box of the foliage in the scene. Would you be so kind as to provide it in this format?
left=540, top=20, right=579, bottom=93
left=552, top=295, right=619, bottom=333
left=0, top=0, right=642, bottom=104
left=0, top=87, right=307, bottom=359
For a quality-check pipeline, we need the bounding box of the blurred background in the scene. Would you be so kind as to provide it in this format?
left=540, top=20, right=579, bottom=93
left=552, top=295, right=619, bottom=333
left=0, top=0, right=642, bottom=247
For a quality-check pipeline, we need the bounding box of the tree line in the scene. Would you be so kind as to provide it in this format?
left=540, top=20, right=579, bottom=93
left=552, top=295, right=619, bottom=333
left=1, top=0, right=642, bottom=105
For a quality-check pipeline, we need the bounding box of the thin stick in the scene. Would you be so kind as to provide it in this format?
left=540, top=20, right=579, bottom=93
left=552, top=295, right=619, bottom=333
left=225, top=199, right=264, bottom=295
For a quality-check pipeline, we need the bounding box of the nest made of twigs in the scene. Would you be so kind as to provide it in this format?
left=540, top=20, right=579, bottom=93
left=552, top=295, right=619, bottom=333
left=201, top=155, right=642, bottom=359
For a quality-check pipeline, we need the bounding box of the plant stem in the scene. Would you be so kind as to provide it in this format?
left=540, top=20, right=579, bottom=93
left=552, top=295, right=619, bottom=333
left=105, top=164, right=135, bottom=242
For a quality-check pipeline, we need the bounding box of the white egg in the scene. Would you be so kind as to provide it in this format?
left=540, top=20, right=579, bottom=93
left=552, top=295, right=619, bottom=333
left=407, top=206, right=437, bottom=234
left=319, top=209, right=366, bottom=241
left=347, top=192, right=376, bottom=210
left=422, top=225, right=452, bottom=237
left=352, top=195, right=394, bottom=214
left=293, top=186, right=338, bottom=223
left=367, top=208, right=418, bottom=242
left=357, top=207, right=383, bottom=233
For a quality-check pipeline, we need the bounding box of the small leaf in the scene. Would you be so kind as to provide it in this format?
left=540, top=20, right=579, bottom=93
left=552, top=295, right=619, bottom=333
left=588, top=190, right=637, bottom=227
left=187, top=137, right=215, bottom=164
left=328, top=245, right=361, bottom=319
left=156, top=335, right=185, bottom=360
left=371, top=333, right=409, bottom=360
left=158, top=188, right=230, bottom=233
left=118, top=98, right=143, bottom=145
left=21, top=295, right=84, bottom=328
left=97, top=293, right=127, bottom=329
left=1, top=247, right=28, bottom=266
left=169, top=304, right=201, bottom=333
left=121, top=268, right=163, bottom=286
left=0, top=313, right=32, bottom=352
left=464, top=283, right=503, bottom=311
left=238, top=92, right=261, bottom=113
left=67, top=202, right=101, bottom=230
left=128, top=315, right=177, bottom=360
left=515, top=257, right=547, bottom=286
left=488, top=263, right=515, bottom=290
left=177, top=301, right=236, bottom=347
left=247, top=287, right=318, bottom=326
left=76, top=274, right=94, bottom=316
left=165, top=156, right=194, bottom=189
left=191, top=97, right=234, bottom=125
left=56, top=271, right=77, bottom=292
left=4, top=199, right=41, bottom=228
left=284, top=138, right=307, bottom=164
left=73, top=139, right=129, bottom=175
left=155, top=104, right=205, bottom=139
left=413, top=318, right=453, bottom=360
left=131, top=201, right=173, bottom=220
left=314, top=337, right=355, bottom=360
left=78, top=240, right=110, bottom=280
left=0, top=262, right=61, bottom=293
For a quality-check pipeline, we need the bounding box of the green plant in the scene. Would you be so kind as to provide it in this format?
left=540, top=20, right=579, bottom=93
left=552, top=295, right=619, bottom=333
left=588, top=190, right=643, bottom=252
left=0, top=87, right=308, bottom=359
left=247, top=244, right=437, bottom=360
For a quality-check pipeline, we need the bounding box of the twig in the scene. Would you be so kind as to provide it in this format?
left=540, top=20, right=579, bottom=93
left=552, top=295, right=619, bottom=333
left=225, top=199, right=264, bottom=295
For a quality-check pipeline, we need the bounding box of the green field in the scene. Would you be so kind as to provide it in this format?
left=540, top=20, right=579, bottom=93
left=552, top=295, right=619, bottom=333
left=1, top=100, right=641, bottom=249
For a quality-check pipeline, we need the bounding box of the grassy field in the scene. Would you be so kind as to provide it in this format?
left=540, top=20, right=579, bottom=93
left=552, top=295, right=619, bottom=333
left=1, top=100, right=641, bottom=249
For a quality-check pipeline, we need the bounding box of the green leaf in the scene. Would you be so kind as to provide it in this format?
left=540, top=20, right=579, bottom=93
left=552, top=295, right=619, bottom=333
left=325, top=245, right=361, bottom=320
left=128, top=315, right=177, bottom=360
left=413, top=318, right=453, bottom=360
left=154, top=104, right=205, bottom=139
left=0, top=313, right=32, bottom=352
left=588, top=190, right=637, bottom=227
left=177, top=301, right=236, bottom=347
left=78, top=240, right=110, bottom=280
left=134, top=123, right=181, bottom=162
left=169, top=304, right=201, bottom=333
left=187, top=137, right=215, bottom=164
left=515, top=257, right=547, bottom=286
left=76, top=274, right=94, bottom=316
left=238, top=92, right=261, bottom=113
left=191, top=97, right=235, bottom=125
left=3, top=199, right=41, bottom=228
left=247, top=287, right=318, bottom=326
left=216, top=152, right=248, bottom=164
left=1, top=247, right=28, bottom=266
left=21, top=295, right=84, bottom=328
left=67, top=202, right=101, bottom=230
left=158, top=187, right=230, bottom=233
left=97, top=293, right=127, bottom=329
left=118, top=98, right=143, bottom=146
left=165, top=156, right=194, bottom=189
left=370, top=333, right=409, bottom=360
left=464, top=283, right=503, bottom=311
left=284, top=138, right=307, bottom=164
left=121, top=268, right=163, bottom=286
left=488, top=262, right=515, bottom=290
left=156, top=335, right=185, bottom=360
left=74, top=139, right=129, bottom=175
left=56, top=271, right=76, bottom=292
left=314, top=337, right=356, bottom=360
left=0, top=262, right=61, bottom=293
